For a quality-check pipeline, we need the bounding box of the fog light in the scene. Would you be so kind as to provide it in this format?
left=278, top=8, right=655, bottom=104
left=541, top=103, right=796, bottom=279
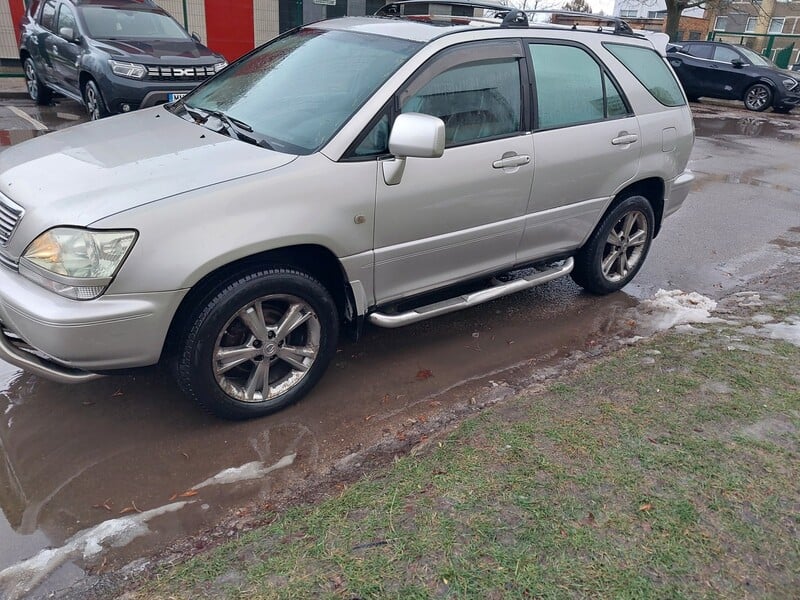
left=121, top=104, right=131, bottom=112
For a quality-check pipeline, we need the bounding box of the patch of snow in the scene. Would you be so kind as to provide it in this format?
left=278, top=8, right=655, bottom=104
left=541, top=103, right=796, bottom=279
left=0, top=502, right=188, bottom=600
left=633, top=290, right=722, bottom=335
left=759, top=316, right=800, bottom=347
left=194, top=453, right=296, bottom=489
left=751, top=314, right=775, bottom=324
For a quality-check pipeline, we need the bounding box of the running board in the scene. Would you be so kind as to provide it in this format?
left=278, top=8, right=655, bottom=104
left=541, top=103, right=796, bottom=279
left=368, top=258, right=574, bottom=329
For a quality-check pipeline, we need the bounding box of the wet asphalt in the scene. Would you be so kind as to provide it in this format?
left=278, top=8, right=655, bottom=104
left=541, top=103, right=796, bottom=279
left=0, top=97, right=799, bottom=598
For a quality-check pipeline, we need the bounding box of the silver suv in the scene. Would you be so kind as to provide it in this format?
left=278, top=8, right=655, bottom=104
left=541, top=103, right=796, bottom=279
left=0, top=2, right=694, bottom=419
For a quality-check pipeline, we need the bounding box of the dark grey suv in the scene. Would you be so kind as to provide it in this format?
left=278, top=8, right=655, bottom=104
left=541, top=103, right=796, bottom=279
left=20, top=0, right=227, bottom=119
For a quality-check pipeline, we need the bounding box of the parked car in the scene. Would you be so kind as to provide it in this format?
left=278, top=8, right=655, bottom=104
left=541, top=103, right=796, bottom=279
left=20, top=0, right=227, bottom=120
left=0, top=2, right=694, bottom=419
left=667, top=40, right=800, bottom=112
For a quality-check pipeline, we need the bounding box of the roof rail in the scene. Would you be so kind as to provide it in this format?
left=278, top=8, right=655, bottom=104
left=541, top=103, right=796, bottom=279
left=375, top=1, right=640, bottom=36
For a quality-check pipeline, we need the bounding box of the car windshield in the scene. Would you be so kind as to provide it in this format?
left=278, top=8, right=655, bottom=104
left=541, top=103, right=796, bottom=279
left=80, top=7, right=190, bottom=40
left=738, top=46, right=775, bottom=68
left=180, top=28, right=421, bottom=155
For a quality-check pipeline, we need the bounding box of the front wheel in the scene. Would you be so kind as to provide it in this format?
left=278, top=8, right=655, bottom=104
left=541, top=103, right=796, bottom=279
left=83, top=80, right=108, bottom=120
left=743, top=83, right=772, bottom=112
left=571, top=195, right=655, bottom=295
left=176, top=268, right=339, bottom=420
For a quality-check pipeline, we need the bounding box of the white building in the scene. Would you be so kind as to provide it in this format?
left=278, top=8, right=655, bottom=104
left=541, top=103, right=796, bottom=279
left=612, top=0, right=704, bottom=20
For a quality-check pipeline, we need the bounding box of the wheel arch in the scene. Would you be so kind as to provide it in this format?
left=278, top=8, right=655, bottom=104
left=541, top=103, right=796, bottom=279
left=606, top=177, right=665, bottom=237
left=163, top=244, right=355, bottom=360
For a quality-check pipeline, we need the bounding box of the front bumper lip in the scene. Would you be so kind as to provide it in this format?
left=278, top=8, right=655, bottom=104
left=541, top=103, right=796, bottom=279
left=0, top=326, right=102, bottom=383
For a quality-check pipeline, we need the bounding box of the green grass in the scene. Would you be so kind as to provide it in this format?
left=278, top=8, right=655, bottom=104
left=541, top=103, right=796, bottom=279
left=139, top=294, right=800, bottom=599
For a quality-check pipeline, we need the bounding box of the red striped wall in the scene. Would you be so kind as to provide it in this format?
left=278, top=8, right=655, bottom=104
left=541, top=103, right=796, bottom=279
left=204, top=0, right=254, bottom=62
left=9, top=0, right=25, bottom=44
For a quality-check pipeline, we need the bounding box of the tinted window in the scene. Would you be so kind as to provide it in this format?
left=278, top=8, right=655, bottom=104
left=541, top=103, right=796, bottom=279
left=402, top=59, right=522, bottom=146
left=185, top=29, right=420, bottom=155
left=605, top=43, right=685, bottom=107
left=713, top=46, right=741, bottom=63
left=80, top=7, right=189, bottom=40
left=56, top=4, right=77, bottom=35
left=40, top=0, right=56, bottom=30
left=353, top=113, right=390, bottom=157
left=529, top=44, right=621, bottom=129
left=684, top=43, right=713, bottom=59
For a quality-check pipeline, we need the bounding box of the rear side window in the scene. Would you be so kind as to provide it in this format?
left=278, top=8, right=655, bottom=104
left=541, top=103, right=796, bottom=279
left=528, top=43, right=630, bottom=130
left=605, top=43, right=685, bottom=107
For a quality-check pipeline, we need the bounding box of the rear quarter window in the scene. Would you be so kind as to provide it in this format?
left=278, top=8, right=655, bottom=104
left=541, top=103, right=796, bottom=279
left=604, top=42, right=685, bottom=107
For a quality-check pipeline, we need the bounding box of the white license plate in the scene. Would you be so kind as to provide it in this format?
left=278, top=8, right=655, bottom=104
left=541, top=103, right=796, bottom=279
left=168, top=93, right=187, bottom=102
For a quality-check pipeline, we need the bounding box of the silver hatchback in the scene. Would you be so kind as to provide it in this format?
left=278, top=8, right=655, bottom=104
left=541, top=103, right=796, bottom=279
left=0, top=1, right=694, bottom=419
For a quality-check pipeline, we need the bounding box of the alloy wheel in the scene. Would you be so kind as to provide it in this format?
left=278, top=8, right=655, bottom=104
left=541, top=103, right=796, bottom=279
left=745, top=85, right=770, bottom=111
left=24, top=61, right=38, bottom=101
left=601, top=210, right=648, bottom=282
left=212, top=294, right=321, bottom=404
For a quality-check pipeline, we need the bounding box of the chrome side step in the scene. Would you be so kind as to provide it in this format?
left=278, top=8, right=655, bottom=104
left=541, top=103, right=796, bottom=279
left=0, top=327, right=103, bottom=384
left=368, top=258, right=574, bottom=329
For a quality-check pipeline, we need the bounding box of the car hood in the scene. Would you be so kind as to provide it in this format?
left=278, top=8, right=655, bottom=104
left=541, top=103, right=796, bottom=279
left=0, top=108, right=296, bottom=254
left=92, top=38, right=220, bottom=62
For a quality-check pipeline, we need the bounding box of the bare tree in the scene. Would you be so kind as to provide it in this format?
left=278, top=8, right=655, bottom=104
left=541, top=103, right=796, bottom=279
left=562, top=0, right=593, bottom=12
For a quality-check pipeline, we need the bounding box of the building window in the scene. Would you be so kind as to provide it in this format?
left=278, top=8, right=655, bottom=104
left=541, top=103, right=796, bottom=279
left=647, top=10, right=667, bottom=18
left=769, top=17, right=785, bottom=33
left=745, top=17, right=758, bottom=33
left=713, top=16, right=728, bottom=31
left=620, top=9, right=638, bottom=18
left=689, top=31, right=702, bottom=40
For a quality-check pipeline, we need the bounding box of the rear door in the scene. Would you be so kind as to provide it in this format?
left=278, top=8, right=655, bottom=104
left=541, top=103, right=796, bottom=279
left=668, top=42, right=714, bottom=97
left=517, top=41, right=640, bottom=263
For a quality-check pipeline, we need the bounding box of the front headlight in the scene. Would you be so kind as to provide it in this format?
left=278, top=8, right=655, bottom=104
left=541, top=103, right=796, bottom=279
left=213, top=60, right=228, bottom=73
left=109, top=60, right=146, bottom=80
left=782, top=77, right=798, bottom=91
left=19, top=228, right=137, bottom=300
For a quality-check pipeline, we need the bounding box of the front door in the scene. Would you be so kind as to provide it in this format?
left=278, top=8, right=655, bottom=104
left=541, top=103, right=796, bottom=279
left=50, top=2, right=81, bottom=95
left=372, top=40, right=534, bottom=304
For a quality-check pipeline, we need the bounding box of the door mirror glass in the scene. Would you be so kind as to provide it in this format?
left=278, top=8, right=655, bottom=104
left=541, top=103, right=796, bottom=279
left=388, top=113, right=445, bottom=159
left=59, top=26, right=77, bottom=42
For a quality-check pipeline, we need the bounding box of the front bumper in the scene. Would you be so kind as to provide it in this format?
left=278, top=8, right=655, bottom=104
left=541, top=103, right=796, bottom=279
left=102, top=75, right=207, bottom=114
left=664, top=169, right=694, bottom=219
left=0, top=263, right=187, bottom=380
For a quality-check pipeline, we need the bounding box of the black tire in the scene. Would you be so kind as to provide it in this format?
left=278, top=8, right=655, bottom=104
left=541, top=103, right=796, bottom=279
left=23, top=57, right=51, bottom=105
left=743, top=83, right=772, bottom=112
left=773, top=106, right=793, bottom=114
left=83, top=79, right=108, bottom=120
left=571, top=195, right=655, bottom=295
left=176, top=268, right=339, bottom=420
left=686, top=95, right=700, bottom=103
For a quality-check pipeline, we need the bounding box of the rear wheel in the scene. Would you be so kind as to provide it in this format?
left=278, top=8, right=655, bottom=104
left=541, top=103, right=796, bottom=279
left=83, top=80, right=108, bottom=120
left=743, top=83, right=772, bottom=112
left=176, top=268, right=339, bottom=420
left=571, top=195, right=655, bottom=295
left=24, top=58, right=51, bottom=105
left=773, top=106, right=793, bottom=114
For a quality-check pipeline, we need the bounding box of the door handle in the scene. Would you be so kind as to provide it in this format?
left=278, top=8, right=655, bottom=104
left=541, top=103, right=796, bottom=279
left=611, top=134, right=638, bottom=146
left=492, top=154, right=531, bottom=169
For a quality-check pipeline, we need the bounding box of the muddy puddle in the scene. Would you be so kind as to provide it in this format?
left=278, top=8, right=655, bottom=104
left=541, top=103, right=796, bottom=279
left=693, top=115, right=799, bottom=140
left=0, top=279, right=638, bottom=598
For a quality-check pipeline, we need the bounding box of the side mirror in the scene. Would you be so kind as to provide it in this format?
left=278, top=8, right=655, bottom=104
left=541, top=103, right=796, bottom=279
left=388, top=113, right=445, bottom=159
left=731, top=58, right=745, bottom=68
left=59, top=27, right=78, bottom=43
left=191, top=31, right=201, bottom=43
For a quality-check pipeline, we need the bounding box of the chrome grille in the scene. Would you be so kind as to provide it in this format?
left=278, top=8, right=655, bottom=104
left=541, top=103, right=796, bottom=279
left=0, top=193, right=23, bottom=247
left=146, top=65, right=216, bottom=81
left=0, top=250, right=17, bottom=271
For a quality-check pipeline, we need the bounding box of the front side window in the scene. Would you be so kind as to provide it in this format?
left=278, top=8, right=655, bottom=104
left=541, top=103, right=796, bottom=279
left=56, top=5, right=77, bottom=35
left=605, top=42, right=685, bottom=107
left=183, top=29, right=421, bottom=155
left=529, top=43, right=628, bottom=129
left=40, top=0, right=56, bottom=31
left=79, top=7, right=190, bottom=40
left=401, top=58, right=522, bottom=146
left=713, top=45, right=742, bottom=63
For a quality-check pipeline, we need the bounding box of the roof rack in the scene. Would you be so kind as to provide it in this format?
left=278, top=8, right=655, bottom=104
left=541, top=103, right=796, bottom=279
left=375, top=1, right=640, bottom=36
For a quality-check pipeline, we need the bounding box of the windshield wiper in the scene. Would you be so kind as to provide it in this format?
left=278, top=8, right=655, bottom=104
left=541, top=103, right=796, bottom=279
left=180, top=105, right=275, bottom=150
